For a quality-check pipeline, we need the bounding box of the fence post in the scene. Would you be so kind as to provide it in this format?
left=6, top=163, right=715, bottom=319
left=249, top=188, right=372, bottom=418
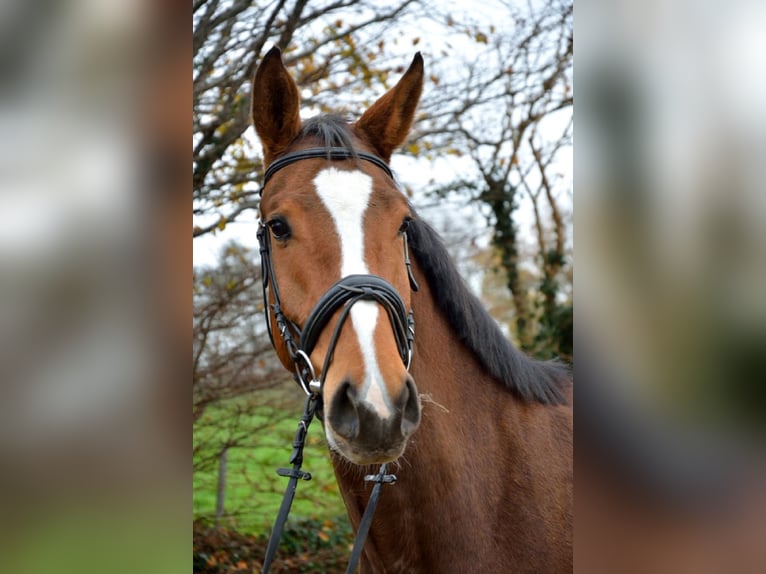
left=215, top=445, right=228, bottom=525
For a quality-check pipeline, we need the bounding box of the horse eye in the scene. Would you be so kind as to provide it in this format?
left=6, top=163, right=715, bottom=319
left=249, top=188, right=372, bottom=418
left=398, top=217, right=413, bottom=235
left=267, top=217, right=291, bottom=240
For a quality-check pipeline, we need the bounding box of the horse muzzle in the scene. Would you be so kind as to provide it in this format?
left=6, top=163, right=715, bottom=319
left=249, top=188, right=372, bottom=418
left=325, top=375, right=421, bottom=465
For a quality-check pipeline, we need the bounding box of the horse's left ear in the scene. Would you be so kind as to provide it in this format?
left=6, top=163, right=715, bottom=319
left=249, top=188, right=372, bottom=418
left=355, top=53, right=424, bottom=162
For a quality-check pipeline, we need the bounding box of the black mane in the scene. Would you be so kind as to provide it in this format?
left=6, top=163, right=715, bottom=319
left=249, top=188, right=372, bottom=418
left=408, top=217, right=570, bottom=405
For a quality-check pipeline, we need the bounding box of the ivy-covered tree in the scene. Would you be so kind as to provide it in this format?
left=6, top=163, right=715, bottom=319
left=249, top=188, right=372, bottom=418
left=417, top=0, right=573, bottom=359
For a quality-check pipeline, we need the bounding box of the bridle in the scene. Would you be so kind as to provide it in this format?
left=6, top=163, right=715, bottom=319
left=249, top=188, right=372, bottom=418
left=257, top=147, right=418, bottom=397
left=257, top=146, right=418, bottom=574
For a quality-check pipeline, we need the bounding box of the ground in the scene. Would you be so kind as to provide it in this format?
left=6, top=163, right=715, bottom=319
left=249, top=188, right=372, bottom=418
left=193, top=518, right=354, bottom=573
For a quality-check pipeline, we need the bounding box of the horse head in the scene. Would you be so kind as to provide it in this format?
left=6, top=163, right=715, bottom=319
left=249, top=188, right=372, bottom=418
left=252, top=47, right=424, bottom=465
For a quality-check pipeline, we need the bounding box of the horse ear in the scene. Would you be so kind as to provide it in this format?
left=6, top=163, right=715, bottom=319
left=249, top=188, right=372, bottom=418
left=355, top=53, right=424, bottom=161
left=252, top=46, right=302, bottom=165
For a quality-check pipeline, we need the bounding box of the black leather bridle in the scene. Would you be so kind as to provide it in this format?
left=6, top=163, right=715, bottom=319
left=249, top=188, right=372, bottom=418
left=257, top=146, right=418, bottom=574
left=257, top=147, right=418, bottom=397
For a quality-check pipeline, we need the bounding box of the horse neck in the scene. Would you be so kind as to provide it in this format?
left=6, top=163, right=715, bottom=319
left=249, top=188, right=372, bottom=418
left=329, top=267, right=571, bottom=572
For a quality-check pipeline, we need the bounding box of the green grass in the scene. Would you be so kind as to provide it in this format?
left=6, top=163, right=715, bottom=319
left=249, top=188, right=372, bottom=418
left=193, top=392, right=347, bottom=536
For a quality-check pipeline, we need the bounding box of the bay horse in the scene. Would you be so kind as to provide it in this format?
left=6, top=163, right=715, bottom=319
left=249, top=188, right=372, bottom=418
left=251, top=46, right=573, bottom=573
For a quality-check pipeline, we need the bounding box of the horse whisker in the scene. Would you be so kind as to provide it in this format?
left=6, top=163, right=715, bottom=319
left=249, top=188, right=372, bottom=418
left=419, top=392, right=449, bottom=413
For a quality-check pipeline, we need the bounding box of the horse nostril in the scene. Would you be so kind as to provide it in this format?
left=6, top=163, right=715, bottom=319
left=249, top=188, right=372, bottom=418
left=328, top=380, right=360, bottom=440
left=399, top=377, right=421, bottom=436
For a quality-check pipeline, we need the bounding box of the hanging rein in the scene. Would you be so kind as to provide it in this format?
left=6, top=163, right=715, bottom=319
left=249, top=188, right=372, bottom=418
left=257, top=147, right=418, bottom=574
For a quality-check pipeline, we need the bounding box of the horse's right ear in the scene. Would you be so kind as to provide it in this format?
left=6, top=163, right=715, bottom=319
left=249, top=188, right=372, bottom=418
left=251, top=46, right=302, bottom=165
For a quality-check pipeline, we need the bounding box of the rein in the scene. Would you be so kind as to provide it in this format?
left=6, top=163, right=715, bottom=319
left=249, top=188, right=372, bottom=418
left=257, top=147, right=416, bottom=574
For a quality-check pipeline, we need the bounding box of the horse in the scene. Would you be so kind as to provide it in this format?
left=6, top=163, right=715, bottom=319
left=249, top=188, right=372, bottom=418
left=251, top=46, right=573, bottom=573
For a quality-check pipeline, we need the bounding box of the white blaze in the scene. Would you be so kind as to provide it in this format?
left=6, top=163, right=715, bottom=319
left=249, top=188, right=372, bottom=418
left=313, top=168, right=392, bottom=419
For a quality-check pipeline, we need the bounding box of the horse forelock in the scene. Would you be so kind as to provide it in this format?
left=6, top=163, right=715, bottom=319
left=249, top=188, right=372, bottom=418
left=407, top=217, right=571, bottom=406
left=295, top=114, right=357, bottom=151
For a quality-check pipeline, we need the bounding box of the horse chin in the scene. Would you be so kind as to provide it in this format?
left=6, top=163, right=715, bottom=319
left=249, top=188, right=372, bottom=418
left=325, top=427, right=407, bottom=466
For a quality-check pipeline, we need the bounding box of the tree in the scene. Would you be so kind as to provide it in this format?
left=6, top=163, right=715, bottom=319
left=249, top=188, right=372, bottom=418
left=193, top=242, right=286, bottom=424
left=413, top=0, right=573, bottom=359
left=193, top=0, right=423, bottom=237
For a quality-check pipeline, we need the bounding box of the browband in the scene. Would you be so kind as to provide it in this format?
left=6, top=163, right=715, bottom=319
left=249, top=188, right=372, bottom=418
left=262, top=147, right=394, bottom=188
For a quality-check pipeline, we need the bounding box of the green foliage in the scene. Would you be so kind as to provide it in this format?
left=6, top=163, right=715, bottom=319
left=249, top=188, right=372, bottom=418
left=194, top=516, right=353, bottom=573
left=533, top=301, right=573, bottom=361
left=279, top=516, right=354, bottom=556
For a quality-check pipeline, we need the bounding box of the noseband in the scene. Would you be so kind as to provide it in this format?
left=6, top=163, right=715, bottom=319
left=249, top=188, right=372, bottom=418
left=258, top=147, right=417, bottom=574
left=257, top=147, right=418, bottom=397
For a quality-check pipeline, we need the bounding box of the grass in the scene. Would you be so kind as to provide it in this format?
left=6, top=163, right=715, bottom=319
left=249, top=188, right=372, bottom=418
left=193, top=390, right=348, bottom=536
